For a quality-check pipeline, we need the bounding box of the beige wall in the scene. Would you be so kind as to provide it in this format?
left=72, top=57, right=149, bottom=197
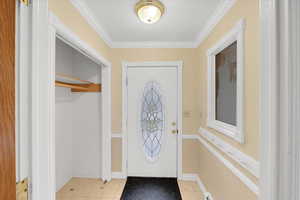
left=49, top=0, right=202, bottom=175
left=197, top=0, right=260, bottom=160
left=110, top=48, right=201, bottom=133
left=194, top=0, right=260, bottom=199
left=111, top=139, right=122, bottom=172
left=49, top=0, right=201, bottom=135
left=182, top=140, right=257, bottom=200
left=49, top=0, right=111, bottom=60
left=197, top=142, right=257, bottom=200
left=50, top=0, right=260, bottom=199
left=109, top=48, right=201, bottom=172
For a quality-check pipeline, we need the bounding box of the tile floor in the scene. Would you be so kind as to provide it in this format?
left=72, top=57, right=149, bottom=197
left=178, top=180, right=203, bottom=200
left=56, top=178, right=203, bottom=200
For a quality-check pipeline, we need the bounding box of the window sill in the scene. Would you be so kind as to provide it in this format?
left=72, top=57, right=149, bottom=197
left=207, top=120, right=244, bottom=144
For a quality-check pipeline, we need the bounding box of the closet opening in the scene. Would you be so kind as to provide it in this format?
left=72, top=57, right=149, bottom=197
left=30, top=13, right=112, bottom=199
left=54, top=37, right=104, bottom=198
left=48, top=20, right=112, bottom=197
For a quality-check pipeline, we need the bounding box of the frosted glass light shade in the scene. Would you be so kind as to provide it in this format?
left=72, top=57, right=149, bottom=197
left=135, top=0, right=165, bottom=24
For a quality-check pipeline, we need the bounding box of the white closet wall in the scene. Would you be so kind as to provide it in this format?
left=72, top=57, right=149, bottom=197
left=55, top=39, right=102, bottom=192
left=55, top=39, right=74, bottom=191
left=71, top=48, right=102, bottom=179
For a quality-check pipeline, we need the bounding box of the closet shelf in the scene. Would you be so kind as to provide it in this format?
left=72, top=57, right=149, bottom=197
left=55, top=73, right=101, bottom=92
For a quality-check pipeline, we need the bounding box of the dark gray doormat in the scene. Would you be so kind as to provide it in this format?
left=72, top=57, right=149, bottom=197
left=120, top=177, right=182, bottom=200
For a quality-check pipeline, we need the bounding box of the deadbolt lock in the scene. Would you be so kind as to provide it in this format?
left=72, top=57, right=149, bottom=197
left=172, top=122, right=176, bottom=126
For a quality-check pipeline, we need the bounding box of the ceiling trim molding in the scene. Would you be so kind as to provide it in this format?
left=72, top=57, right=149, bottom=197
left=70, top=0, right=114, bottom=48
left=195, top=0, right=237, bottom=46
left=111, top=41, right=197, bottom=48
left=70, top=0, right=236, bottom=49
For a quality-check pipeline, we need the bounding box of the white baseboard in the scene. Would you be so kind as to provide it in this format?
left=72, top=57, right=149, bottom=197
left=111, top=172, right=126, bottom=179
left=181, top=173, right=207, bottom=195
left=181, top=173, right=198, bottom=181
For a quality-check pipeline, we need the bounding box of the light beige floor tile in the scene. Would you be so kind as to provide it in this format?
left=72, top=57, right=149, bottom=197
left=178, top=180, right=203, bottom=200
left=57, top=178, right=202, bottom=200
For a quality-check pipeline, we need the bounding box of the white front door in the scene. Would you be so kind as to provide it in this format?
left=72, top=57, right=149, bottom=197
left=127, top=66, right=178, bottom=177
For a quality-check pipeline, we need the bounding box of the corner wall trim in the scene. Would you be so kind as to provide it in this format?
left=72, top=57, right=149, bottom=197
left=199, top=128, right=260, bottom=178
left=182, top=134, right=259, bottom=195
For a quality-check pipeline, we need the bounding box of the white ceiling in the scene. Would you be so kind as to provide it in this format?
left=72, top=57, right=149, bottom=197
left=73, top=0, right=232, bottom=48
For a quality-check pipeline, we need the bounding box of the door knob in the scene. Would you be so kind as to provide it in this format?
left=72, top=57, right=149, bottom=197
left=172, top=130, right=178, bottom=134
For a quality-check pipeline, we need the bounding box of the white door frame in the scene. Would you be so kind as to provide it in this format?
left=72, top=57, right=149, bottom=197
left=259, top=0, right=300, bottom=199
left=122, top=61, right=183, bottom=179
left=259, top=0, right=279, bottom=199
left=31, top=11, right=112, bottom=200
left=16, top=0, right=32, bottom=183
left=272, top=0, right=300, bottom=200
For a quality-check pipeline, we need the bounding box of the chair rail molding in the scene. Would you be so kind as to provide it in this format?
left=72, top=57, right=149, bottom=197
left=182, top=134, right=259, bottom=195
left=111, top=133, right=123, bottom=138
left=199, top=128, right=260, bottom=178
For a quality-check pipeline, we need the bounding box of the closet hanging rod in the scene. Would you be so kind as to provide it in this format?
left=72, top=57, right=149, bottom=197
left=55, top=73, right=101, bottom=93
left=56, top=73, right=92, bottom=84
left=55, top=81, right=90, bottom=91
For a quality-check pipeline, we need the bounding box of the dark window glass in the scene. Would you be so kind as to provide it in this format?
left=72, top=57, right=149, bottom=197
left=215, top=41, right=237, bottom=126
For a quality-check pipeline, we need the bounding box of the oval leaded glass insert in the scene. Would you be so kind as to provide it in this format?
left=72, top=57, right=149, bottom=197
left=140, top=81, right=164, bottom=162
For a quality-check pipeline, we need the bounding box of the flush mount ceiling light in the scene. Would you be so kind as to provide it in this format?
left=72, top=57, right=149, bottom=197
left=135, top=0, right=165, bottom=24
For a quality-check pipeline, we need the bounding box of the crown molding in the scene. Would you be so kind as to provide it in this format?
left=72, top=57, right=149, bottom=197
left=70, top=0, right=236, bottom=49
left=195, top=0, right=237, bottom=46
left=70, top=0, right=113, bottom=48
left=49, top=12, right=111, bottom=67
left=111, top=41, right=197, bottom=48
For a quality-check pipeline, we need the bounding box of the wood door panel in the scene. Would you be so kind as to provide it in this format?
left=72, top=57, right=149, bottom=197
left=0, top=0, right=16, bottom=199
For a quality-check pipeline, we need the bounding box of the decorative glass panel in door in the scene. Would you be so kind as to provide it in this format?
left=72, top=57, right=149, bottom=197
left=140, top=81, right=164, bottom=162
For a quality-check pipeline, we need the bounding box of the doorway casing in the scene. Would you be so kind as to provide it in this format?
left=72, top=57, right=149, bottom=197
left=32, top=12, right=112, bottom=199
left=121, top=61, right=183, bottom=179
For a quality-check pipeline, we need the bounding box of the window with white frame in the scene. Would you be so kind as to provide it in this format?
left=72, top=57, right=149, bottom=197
left=207, top=19, right=245, bottom=143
